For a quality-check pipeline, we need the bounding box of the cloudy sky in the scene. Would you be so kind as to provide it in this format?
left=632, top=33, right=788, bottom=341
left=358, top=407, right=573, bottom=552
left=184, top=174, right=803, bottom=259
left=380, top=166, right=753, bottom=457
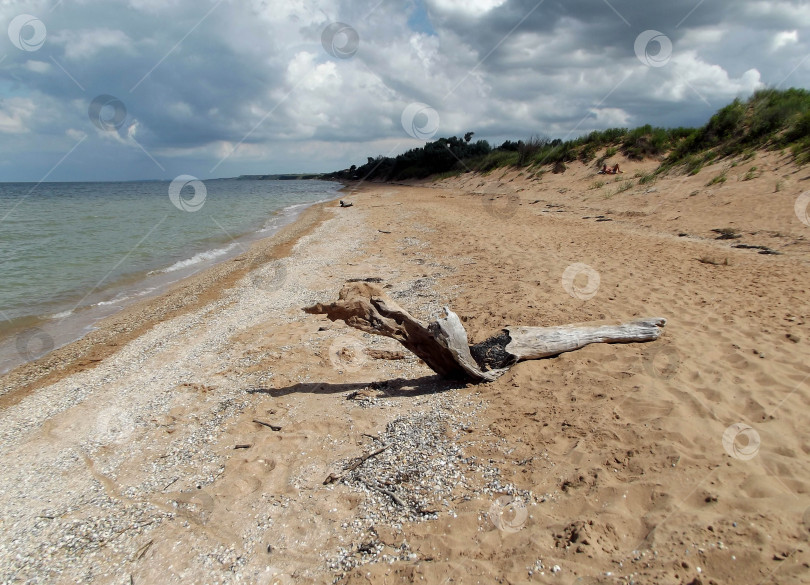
left=0, top=0, right=807, bottom=181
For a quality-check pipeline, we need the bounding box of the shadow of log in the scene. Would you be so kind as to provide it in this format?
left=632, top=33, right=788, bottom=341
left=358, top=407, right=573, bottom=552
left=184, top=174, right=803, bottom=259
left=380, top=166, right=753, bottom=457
left=245, top=375, right=467, bottom=398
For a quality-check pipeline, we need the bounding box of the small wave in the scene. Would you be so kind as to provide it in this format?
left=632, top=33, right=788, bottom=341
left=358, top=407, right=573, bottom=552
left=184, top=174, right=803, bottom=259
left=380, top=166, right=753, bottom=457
left=50, top=310, right=73, bottom=320
left=96, top=294, right=131, bottom=306
left=259, top=198, right=334, bottom=232
left=159, top=244, right=238, bottom=273
left=259, top=218, right=282, bottom=233
left=95, top=286, right=158, bottom=307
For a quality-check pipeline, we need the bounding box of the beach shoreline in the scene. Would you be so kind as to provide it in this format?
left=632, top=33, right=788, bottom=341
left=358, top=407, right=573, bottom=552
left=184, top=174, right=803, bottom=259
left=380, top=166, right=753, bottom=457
left=0, top=179, right=343, bottom=378
left=0, top=194, right=337, bottom=406
left=1, top=159, right=809, bottom=584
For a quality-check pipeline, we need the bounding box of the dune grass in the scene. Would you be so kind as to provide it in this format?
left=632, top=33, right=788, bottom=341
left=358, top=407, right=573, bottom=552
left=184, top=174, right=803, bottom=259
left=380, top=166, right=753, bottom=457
left=323, top=88, right=810, bottom=183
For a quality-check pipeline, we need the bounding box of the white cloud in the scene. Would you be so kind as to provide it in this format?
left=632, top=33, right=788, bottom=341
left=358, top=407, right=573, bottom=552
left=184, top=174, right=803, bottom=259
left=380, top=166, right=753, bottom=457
left=742, top=1, right=810, bottom=27
left=50, top=28, right=134, bottom=61
left=773, top=30, right=798, bottom=51
left=24, top=60, right=52, bottom=73
left=589, top=107, right=631, bottom=127
left=66, top=128, right=87, bottom=141
left=2, top=0, right=808, bottom=180
left=126, top=0, right=183, bottom=13
left=427, top=0, right=508, bottom=17
left=166, top=101, right=194, bottom=119
left=679, top=27, right=727, bottom=48
left=0, top=98, right=36, bottom=134
left=664, top=51, right=763, bottom=103
left=248, top=0, right=334, bottom=24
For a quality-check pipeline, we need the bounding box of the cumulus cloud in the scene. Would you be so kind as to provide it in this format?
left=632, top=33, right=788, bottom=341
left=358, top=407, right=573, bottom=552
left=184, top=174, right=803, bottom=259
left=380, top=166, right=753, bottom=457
left=773, top=30, right=799, bottom=51
left=429, top=0, right=508, bottom=17
left=49, top=28, right=134, bottom=61
left=741, top=1, right=810, bottom=28
left=0, top=0, right=806, bottom=180
left=23, top=60, right=51, bottom=73
left=0, top=98, right=36, bottom=134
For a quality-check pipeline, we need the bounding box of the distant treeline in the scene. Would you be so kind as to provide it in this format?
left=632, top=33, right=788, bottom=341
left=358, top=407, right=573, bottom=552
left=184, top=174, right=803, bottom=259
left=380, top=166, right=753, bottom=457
left=238, top=174, right=322, bottom=180
left=321, top=88, right=810, bottom=182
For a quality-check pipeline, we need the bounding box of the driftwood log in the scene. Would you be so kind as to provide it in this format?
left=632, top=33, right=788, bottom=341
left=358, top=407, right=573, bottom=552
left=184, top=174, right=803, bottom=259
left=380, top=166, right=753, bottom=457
left=304, top=282, right=666, bottom=382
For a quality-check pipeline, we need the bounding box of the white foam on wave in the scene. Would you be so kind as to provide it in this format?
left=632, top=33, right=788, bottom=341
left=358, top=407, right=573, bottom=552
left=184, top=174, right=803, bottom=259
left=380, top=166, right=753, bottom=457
left=50, top=310, right=73, bottom=320
left=95, top=286, right=157, bottom=307
left=158, top=243, right=239, bottom=273
left=258, top=197, right=334, bottom=232
left=96, top=294, right=131, bottom=307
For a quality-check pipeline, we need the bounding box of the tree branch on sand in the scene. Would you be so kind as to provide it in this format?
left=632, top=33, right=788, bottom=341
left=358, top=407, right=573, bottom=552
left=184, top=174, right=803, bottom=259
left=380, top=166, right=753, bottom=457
left=304, top=282, right=667, bottom=382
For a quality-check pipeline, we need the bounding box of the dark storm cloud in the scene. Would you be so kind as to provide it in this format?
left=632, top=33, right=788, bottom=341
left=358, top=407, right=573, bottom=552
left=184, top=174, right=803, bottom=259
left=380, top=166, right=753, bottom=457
left=0, top=0, right=806, bottom=180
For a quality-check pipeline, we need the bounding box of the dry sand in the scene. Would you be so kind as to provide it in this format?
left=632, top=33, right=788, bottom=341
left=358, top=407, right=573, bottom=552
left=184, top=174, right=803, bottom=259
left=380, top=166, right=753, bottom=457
left=1, top=151, right=809, bottom=585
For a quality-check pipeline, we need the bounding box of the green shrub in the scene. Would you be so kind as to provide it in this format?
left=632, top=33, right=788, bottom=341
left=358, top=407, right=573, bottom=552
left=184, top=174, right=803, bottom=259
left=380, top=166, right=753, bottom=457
left=748, top=88, right=810, bottom=142
left=784, top=111, right=810, bottom=144
left=583, top=128, right=627, bottom=146
left=639, top=172, right=657, bottom=185
left=662, top=88, right=810, bottom=168
left=706, top=99, right=746, bottom=143
left=579, top=143, right=598, bottom=163
left=621, top=125, right=673, bottom=160
left=792, top=137, right=810, bottom=164
left=433, top=169, right=464, bottom=181
left=604, top=180, right=633, bottom=199
left=684, top=155, right=704, bottom=175
left=325, top=88, right=810, bottom=184
left=517, top=136, right=549, bottom=166
left=475, top=150, right=519, bottom=174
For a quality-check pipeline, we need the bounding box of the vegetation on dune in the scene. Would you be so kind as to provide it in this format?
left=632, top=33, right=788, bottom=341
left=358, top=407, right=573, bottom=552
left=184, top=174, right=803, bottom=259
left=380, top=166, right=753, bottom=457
left=332, top=134, right=493, bottom=183
left=322, top=88, right=810, bottom=182
left=660, top=88, right=810, bottom=170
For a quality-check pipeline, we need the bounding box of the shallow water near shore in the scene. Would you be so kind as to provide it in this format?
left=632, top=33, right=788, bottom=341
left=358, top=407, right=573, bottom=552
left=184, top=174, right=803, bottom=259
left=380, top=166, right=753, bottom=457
left=0, top=178, right=342, bottom=372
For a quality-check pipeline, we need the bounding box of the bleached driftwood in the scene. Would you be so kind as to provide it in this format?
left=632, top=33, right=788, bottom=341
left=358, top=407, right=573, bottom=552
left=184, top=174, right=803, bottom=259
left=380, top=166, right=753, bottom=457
left=304, top=282, right=666, bottom=382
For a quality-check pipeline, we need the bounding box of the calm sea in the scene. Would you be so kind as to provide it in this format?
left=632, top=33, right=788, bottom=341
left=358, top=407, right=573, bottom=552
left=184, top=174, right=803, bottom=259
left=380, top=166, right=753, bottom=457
left=0, top=178, right=342, bottom=373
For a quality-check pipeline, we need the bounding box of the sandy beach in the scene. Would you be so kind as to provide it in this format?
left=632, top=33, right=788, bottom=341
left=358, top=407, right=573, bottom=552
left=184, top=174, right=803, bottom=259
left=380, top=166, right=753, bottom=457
left=1, top=152, right=810, bottom=585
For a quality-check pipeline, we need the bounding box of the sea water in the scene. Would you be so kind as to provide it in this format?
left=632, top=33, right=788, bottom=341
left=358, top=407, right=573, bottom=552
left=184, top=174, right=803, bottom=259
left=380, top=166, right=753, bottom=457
left=0, top=178, right=342, bottom=373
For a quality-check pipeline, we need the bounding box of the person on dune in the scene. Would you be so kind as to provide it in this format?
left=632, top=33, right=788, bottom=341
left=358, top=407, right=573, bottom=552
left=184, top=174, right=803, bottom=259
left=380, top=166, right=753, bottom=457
left=599, top=163, right=623, bottom=175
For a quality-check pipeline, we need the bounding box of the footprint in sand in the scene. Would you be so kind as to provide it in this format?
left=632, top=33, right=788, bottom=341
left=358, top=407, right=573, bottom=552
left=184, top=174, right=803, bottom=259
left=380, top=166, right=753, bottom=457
left=92, top=405, right=136, bottom=445
left=222, top=475, right=263, bottom=499
left=642, top=345, right=680, bottom=379
left=41, top=402, right=135, bottom=446
left=241, top=457, right=277, bottom=474
left=328, top=334, right=369, bottom=372
left=169, top=490, right=215, bottom=525
left=41, top=408, right=96, bottom=444
left=483, top=193, right=520, bottom=220
left=622, top=398, right=674, bottom=424
left=250, top=257, right=288, bottom=292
